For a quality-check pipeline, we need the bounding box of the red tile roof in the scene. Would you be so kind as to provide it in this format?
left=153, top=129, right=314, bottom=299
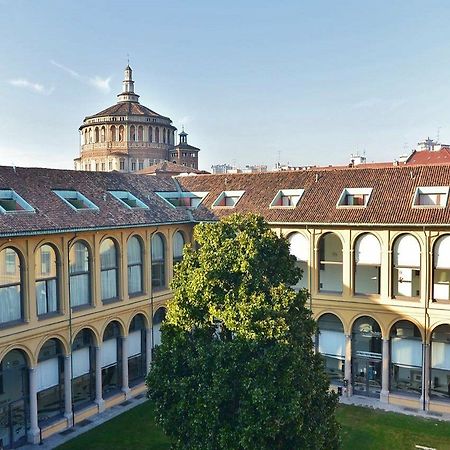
left=406, top=148, right=450, bottom=165
left=135, top=161, right=208, bottom=176
left=178, top=164, right=450, bottom=226
left=82, top=102, right=170, bottom=122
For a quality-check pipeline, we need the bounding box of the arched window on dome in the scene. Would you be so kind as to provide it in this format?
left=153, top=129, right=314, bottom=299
left=168, top=130, right=172, bottom=145
left=163, top=129, right=166, bottom=144
left=94, top=127, right=99, bottom=143
left=118, top=125, right=124, bottom=142
left=110, top=126, right=116, bottom=142
left=84, top=130, right=88, bottom=145
left=148, top=126, right=153, bottom=143
left=100, top=126, right=105, bottom=143
left=137, top=126, right=143, bottom=142
left=155, top=127, right=160, bottom=143
left=130, top=125, right=136, bottom=142
left=89, top=128, right=93, bottom=143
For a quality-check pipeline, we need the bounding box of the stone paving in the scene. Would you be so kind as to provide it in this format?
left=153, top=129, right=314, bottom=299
left=20, top=394, right=450, bottom=449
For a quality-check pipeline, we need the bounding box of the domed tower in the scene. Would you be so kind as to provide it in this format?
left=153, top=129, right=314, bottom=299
left=75, top=66, right=178, bottom=172
left=169, top=128, right=200, bottom=169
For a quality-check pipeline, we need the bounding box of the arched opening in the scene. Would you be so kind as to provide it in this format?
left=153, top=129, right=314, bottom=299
left=101, top=321, right=122, bottom=398
left=390, top=320, right=422, bottom=396
left=173, top=231, right=185, bottom=266
left=37, top=339, right=64, bottom=424
left=100, top=126, right=105, bottom=143
left=94, top=127, right=99, bottom=143
left=433, top=236, right=450, bottom=301
left=100, top=238, right=119, bottom=302
left=288, top=232, right=309, bottom=290
left=72, top=329, right=96, bottom=410
left=392, top=234, right=421, bottom=298
left=69, top=241, right=91, bottom=308
left=137, top=125, right=143, bottom=142
left=152, top=233, right=166, bottom=290
left=155, top=127, right=160, bottom=143
left=0, top=349, right=29, bottom=448
left=0, top=247, right=23, bottom=324
left=110, top=125, right=116, bottom=142
left=128, top=236, right=143, bottom=296
left=128, top=315, right=147, bottom=385
left=118, top=125, right=124, bottom=142
left=317, top=314, right=345, bottom=387
left=352, top=316, right=382, bottom=396
left=354, top=233, right=381, bottom=295
left=130, top=125, right=136, bottom=142
left=163, top=128, right=166, bottom=144
left=153, top=307, right=166, bottom=347
left=318, top=233, right=343, bottom=293
left=430, top=324, right=450, bottom=400
left=89, top=128, right=93, bottom=143
left=35, top=244, right=59, bottom=316
left=148, top=126, right=152, bottom=143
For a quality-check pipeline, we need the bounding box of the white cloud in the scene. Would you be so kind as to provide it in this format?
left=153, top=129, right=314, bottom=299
left=8, top=78, right=54, bottom=95
left=51, top=60, right=111, bottom=93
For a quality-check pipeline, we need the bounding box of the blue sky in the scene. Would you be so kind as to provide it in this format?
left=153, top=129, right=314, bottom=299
left=2, top=0, right=450, bottom=170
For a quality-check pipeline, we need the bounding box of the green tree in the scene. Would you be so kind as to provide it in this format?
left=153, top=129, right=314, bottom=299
left=147, top=214, right=340, bottom=450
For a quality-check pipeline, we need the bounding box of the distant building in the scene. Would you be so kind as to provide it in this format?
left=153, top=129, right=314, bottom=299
left=75, top=66, right=200, bottom=173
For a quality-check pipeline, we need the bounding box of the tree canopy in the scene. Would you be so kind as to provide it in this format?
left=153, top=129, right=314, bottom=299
left=147, top=214, right=340, bottom=450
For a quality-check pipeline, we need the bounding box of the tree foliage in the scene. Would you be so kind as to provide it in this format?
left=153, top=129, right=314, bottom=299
left=147, top=214, right=340, bottom=450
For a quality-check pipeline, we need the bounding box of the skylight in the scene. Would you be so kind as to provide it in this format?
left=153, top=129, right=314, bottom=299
left=109, top=191, right=148, bottom=209
left=156, top=191, right=208, bottom=208
left=212, top=191, right=245, bottom=208
left=0, top=190, right=34, bottom=213
left=337, top=188, right=373, bottom=208
left=53, top=190, right=99, bottom=211
left=413, top=186, right=449, bottom=208
left=270, top=189, right=304, bottom=208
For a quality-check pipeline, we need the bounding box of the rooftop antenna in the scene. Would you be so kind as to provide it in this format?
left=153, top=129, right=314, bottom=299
left=127, top=53, right=130, bottom=65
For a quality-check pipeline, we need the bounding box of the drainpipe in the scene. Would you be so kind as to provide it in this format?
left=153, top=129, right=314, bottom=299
left=305, top=226, right=314, bottom=310
left=422, top=227, right=431, bottom=412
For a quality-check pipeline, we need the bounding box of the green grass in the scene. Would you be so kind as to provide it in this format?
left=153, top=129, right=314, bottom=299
left=57, top=402, right=450, bottom=450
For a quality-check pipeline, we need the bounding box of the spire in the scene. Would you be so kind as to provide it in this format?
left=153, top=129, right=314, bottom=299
left=179, top=127, right=188, bottom=144
left=117, top=65, right=140, bottom=103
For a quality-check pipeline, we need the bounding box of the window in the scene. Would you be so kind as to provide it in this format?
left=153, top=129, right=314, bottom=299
left=0, top=190, right=34, bottom=213
left=173, top=231, right=185, bottom=265
left=131, top=162, right=136, bottom=171
left=119, top=125, right=124, bottom=142
left=148, top=126, right=152, bottom=143
left=212, top=191, right=245, bottom=208
left=35, top=245, right=59, bottom=316
left=109, top=161, right=112, bottom=171
left=392, top=234, right=421, bottom=298
left=110, top=126, right=117, bottom=142
left=430, top=324, right=450, bottom=400
left=152, top=233, right=166, bottom=289
left=130, top=125, right=136, bottom=141
left=354, top=233, right=381, bottom=295
left=120, top=160, right=125, bottom=171
left=0, top=248, right=22, bottom=324
left=53, top=190, right=99, bottom=211
left=288, top=232, right=308, bottom=290
left=413, top=186, right=449, bottom=207
left=156, top=191, right=208, bottom=208
left=137, top=126, right=143, bottom=141
left=102, top=322, right=122, bottom=397
left=101, top=163, right=105, bottom=171
left=337, top=188, right=373, bottom=207
left=138, top=162, right=144, bottom=171
left=128, top=315, right=146, bottom=384
left=270, top=189, right=304, bottom=208
left=155, top=127, right=160, bottom=143
left=433, top=235, right=450, bottom=301
left=69, top=241, right=91, bottom=307
left=100, top=239, right=119, bottom=301
left=318, top=233, right=343, bottom=293
left=128, top=236, right=143, bottom=295
left=109, top=191, right=148, bottom=209
left=72, top=329, right=95, bottom=409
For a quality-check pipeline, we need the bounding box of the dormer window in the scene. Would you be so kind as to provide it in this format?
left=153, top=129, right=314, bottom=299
left=156, top=191, right=208, bottom=208
left=0, top=190, right=34, bottom=213
left=53, top=190, right=99, bottom=211
left=270, top=189, right=304, bottom=208
left=212, top=191, right=245, bottom=208
left=109, top=191, right=148, bottom=209
left=413, top=186, right=449, bottom=207
left=337, top=188, right=373, bottom=208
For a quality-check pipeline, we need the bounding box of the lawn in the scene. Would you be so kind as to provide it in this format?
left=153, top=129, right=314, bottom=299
left=57, top=402, right=450, bottom=450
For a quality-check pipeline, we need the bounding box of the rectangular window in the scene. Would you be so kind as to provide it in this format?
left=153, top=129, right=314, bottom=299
left=109, top=161, right=113, bottom=171
left=212, top=191, right=245, bottom=208
left=337, top=188, right=373, bottom=208
left=53, top=190, right=99, bottom=211
left=0, top=190, right=34, bottom=213
left=270, top=189, right=304, bottom=208
left=413, top=186, right=449, bottom=207
left=119, top=161, right=125, bottom=171
left=156, top=192, right=208, bottom=208
left=101, top=163, right=105, bottom=171
left=109, top=191, right=148, bottom=209
left=131, top=162, right=136, bottom=171
left=138, top=162, right=144, bottom=170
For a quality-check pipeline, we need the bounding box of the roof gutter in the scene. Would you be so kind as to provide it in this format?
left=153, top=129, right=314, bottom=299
left=269, top=221, right=450, bottom=228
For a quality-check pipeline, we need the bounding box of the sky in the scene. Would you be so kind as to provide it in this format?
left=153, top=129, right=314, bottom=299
left=2, top=1, right=450, bottom=171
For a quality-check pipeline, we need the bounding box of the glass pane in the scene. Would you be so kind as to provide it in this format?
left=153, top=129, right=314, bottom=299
left=0, top=285, right=21, bottom=323
left=70, top=273, right=90, bottom=307
left=0, top=248, right=20, bottom=284
left=100, top=239, right=117, bottom=270
left=36, top=245, right=56, bottom=279
left=70, top=242, right=89, bottom=273
left=101, top=269, right=118, bottom=300
left=128, top=237, right=142, bottom=265
left=152, top=234, right=164, bottom=261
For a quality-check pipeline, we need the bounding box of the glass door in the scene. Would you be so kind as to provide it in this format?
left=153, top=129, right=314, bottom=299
left=352, top=358, right=382, bottom=396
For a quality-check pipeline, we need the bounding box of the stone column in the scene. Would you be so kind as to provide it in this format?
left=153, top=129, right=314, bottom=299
left=146, top=327, right=153, bottom=373
left=121, top=336, right=130, bottom=398
left=344, top=334, right=352, bottom=397
left=380, top=338, right=390, bottom=403
left=27, top=367, right=40, bottom=444
left=421, top=343, right=430, bottom=410
left=95, top=346, right=105, bottom=412
left=63, top=356, right=73, bottom=422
